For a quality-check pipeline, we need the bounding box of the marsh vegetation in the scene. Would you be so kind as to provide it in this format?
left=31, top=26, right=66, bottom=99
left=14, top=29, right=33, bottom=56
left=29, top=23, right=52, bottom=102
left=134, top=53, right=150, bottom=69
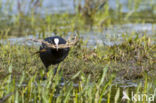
left=0, top=0, right=156, bottom=103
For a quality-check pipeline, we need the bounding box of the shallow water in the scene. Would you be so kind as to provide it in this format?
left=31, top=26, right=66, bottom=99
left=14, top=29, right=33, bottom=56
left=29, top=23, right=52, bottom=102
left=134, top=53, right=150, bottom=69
left=0, top=23, right=155, bottom=47
left=1, top=0, right=156, bottom=15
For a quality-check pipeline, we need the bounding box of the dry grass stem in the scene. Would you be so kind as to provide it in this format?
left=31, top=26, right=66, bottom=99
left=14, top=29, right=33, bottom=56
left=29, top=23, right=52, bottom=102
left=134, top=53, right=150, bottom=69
left=28, top=36, right=78, bottom=49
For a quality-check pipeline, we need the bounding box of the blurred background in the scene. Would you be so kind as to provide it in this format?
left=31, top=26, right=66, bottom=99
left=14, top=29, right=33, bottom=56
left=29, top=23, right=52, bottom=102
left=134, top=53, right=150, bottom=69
left=0, top=0, right=155, bottom=46
left=0, top=0, right=156, bottom=38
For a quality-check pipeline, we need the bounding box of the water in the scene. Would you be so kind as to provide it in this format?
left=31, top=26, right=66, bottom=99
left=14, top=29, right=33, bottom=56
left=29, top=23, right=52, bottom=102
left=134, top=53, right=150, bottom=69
left=1, top=0, right=156, bottom=15
left=1, top=23, right=155, bottom=47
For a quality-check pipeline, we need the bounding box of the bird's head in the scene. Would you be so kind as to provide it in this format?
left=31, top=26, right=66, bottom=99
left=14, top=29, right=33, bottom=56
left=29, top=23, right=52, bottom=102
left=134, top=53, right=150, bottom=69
left=54, top=38, right=59, bottom=51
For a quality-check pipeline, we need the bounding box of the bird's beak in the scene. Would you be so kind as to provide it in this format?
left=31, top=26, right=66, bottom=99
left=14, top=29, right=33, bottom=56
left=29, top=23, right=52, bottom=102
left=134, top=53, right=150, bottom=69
left=54, top=38, right=59, bottom=51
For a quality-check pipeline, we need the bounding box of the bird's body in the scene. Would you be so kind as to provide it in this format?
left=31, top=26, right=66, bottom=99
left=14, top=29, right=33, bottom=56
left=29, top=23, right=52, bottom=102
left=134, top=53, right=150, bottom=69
left=39, top=36, right=70, bottom=71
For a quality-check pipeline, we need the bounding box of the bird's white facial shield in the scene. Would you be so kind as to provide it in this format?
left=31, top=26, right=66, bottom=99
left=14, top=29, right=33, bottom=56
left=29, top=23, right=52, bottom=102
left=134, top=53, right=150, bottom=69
left=54, top=38, right=59, bottom=50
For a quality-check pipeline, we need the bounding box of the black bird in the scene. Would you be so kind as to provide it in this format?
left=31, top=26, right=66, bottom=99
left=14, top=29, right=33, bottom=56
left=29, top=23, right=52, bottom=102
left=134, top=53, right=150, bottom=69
left=39, top=36, right=70, bottom=73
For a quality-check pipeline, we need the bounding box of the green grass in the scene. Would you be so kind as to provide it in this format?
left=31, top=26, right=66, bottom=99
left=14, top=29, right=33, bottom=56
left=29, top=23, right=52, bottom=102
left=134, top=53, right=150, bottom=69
left=0, top=33, right=155, bottom=102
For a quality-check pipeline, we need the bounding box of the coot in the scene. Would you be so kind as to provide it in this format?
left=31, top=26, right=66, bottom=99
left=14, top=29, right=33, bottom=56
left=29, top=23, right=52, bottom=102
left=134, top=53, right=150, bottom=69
left=39, top=36, right=70, bottom=73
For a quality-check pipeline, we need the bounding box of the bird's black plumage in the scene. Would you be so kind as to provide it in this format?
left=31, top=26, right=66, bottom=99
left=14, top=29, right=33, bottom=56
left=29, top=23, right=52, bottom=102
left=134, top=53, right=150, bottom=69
left=39, top=36, right=70, bottom=70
